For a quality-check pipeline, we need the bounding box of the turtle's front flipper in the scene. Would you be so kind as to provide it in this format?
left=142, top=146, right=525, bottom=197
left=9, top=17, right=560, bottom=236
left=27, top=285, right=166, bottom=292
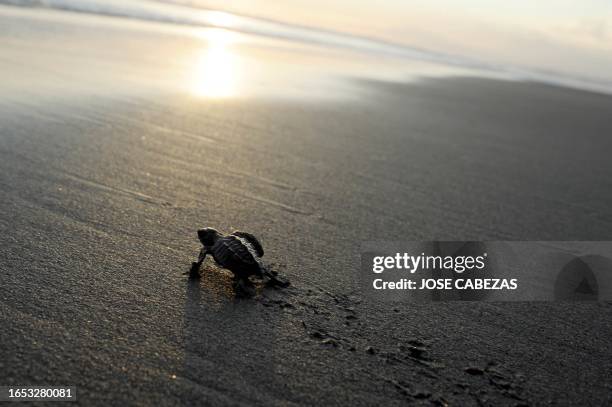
left=186, top=262, right=201, bottom=279
left=232, top=231, right=264, bottom=257
left=185, top=248, right=208, bottom=279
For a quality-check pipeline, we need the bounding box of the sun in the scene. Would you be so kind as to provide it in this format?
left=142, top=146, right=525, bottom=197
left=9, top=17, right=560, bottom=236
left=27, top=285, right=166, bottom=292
left=191, top=28, right=241, bottom=98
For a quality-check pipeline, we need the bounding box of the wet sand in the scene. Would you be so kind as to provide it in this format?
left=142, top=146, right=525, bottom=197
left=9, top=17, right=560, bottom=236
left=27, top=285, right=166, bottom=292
left=1, top=5, right=612, bottom=406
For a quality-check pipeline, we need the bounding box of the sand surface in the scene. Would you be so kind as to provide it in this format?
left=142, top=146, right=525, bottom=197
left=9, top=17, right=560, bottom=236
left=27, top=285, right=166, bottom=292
left=1, top=6, right=612, bottom=406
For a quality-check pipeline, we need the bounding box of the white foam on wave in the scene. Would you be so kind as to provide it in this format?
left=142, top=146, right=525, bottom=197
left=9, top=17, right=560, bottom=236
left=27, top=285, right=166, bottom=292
left=2, top=0, right=612, bottom=95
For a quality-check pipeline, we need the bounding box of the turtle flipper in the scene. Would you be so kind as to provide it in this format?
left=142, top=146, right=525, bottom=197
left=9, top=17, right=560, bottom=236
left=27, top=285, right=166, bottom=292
left=233, top=277, right=256, bottom=297
left=185, top=247, right=208, bottom=279
left=262, top=266, right=290, bottom=288
left=187, top=262, right=201, bottom=279
left=232, top=231, right=264, bottom=257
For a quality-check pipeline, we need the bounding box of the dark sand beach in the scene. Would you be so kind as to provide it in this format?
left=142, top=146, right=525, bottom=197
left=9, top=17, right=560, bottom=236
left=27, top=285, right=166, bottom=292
left=1, top=5, right=612, bottom=406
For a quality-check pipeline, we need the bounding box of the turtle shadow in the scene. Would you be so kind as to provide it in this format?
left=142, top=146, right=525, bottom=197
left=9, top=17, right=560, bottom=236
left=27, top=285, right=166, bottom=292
left=181, top=266, right=284, bottom=403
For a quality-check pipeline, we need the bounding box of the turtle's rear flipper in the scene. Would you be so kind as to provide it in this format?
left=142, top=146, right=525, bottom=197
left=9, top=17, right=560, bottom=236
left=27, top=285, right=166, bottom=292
left=263, top=269, right=290, bottom=288
left=234, top=278, right=256, bottom=297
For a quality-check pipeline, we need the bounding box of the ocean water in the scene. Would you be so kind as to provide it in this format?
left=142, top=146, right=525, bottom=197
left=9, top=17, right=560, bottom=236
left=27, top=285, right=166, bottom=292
left=2, top=0, right=612, bottom=95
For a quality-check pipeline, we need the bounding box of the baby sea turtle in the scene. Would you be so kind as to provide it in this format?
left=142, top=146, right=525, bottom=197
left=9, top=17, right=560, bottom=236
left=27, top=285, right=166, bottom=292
left=188, top=228, right=289, bottom=291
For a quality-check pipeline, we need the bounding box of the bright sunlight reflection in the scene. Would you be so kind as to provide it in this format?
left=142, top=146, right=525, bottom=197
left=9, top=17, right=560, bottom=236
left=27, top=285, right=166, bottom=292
left=192, top=29, right=240, bottom=98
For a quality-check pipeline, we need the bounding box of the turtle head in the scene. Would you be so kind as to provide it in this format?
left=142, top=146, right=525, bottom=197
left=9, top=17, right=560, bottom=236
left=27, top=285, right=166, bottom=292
left=197, top=227, right=221, bottom=246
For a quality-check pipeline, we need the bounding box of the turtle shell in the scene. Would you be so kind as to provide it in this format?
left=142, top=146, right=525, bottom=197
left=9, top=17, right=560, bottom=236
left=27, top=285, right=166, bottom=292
left=210, top=235, right=262, bottom=278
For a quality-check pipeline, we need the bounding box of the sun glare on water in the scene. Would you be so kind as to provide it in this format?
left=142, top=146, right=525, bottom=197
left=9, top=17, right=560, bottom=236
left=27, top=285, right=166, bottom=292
left=192, top=28, right=241, bottom=98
